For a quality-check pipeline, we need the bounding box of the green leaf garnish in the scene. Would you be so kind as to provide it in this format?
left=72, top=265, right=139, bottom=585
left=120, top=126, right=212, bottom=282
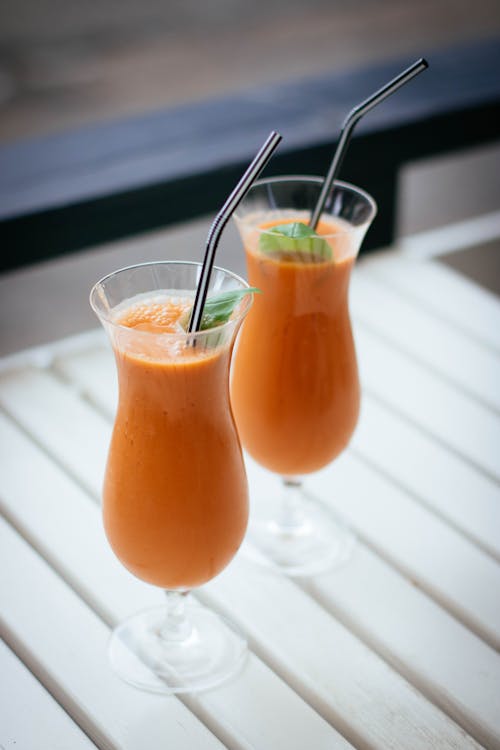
left=180, top=288, right=260, bottom=331
left=259, top=222, right=332, bottom=260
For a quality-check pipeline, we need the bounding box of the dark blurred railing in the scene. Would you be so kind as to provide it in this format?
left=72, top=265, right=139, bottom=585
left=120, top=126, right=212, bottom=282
left=0, top=37, right=499, bottom=272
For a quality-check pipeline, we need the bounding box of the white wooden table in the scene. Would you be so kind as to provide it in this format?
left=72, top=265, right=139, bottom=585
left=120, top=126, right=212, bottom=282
left=1, top=251, right=499, bottom=749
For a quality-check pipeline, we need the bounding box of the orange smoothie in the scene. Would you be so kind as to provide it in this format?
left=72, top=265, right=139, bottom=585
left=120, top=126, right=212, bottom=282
left=103, top=295, right=249, bottom=590
left=231, top=217, right=360, bottom=476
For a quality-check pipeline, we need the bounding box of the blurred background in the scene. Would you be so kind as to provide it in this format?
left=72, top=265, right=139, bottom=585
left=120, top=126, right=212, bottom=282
left=0, top=0, right=499, bottom=354
left=1, top=0, right=499, bottom=142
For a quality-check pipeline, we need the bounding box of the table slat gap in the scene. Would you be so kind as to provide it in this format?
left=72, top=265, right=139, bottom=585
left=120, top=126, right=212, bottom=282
left=0, top=368, right=110, bottom=500
left=354, top=323, right=500, bottom=481
left=1, top=442, right=335, bottom=742
left=3, top=338, right=496, bottom=643
left=54, top=337, right=500, bottom=492
left=361, top=254, right=500, bottom=355
left=306, top=485, right=499, bottom=653
left=352, top=267, right=500, bottom=413
left=297, top=565, right=500, bottom=750
left=0, top=517, right=231, bottom=750
left=0, top=499, right=117, bottom=631
left=304, top=455, right=500, bottom=652
left=199, top=559, right=484, bottom=750
left=56, top=342, right=500, bottom=563
left=0, top=329, right=106, bottom=376
left=0, top=399, right=102, bottom=507
left=0, top=639, right=100, bottom=750
left=350, top=396, right=500, bottom=562
left=0, top=418, right=350, bottom=750
left=50, top=362, right=117, bottom=422
left=353, top=316, right=500, bottom=418
left=0, top=415, right=483, bottom=750
left=5, top=340, right=496, bottom=642
left=53, top=346, right=500, bottom=629
left=362, top=385, right=500, bottom=488
left=350, top=445, right=500, bottom=565
left=2, top=250, right=499, bottom=749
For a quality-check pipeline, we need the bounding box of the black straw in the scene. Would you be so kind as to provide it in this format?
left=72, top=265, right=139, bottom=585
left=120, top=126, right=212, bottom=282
left=188, top=130, right=282, bottom=333
left=310, top=58, right=428, bottom=230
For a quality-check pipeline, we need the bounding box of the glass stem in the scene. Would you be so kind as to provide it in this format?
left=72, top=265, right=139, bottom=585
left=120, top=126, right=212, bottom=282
left=160, top=590, right=192, bottom=642
left=278, top=476, right=306, bottom=535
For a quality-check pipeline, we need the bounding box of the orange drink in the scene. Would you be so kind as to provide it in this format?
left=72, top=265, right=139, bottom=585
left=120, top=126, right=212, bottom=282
left=104, top=295, right=249, bottom=590
left=230, top=177, right=376, bottom=575
left=231, top=216, right=359, bottom=477
left=91, top=261, right=253, bottom=694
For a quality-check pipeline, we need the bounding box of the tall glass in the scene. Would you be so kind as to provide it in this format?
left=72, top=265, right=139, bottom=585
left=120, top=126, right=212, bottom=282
left=230, top=176, right=377, bottom=575
left=90, top=261, right=252, bottom=694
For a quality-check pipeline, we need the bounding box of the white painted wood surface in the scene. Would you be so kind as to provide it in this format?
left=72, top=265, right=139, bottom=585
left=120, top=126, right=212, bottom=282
left=0, top=405, right=480, bottom=749
left=0, top=638, right=98, bottom=750
left=0, top=517, right=226, bottom=750
left=355, top=327, right=500, bottom=481
left=351, top=397, right=500, bottom=562
left=0, top=415, right=349, bottom=750
left=361, top=252, right=500, bottom=353
left=1, top=254, right=499, bottom=749
left=351, top=272, right=500, bottom=411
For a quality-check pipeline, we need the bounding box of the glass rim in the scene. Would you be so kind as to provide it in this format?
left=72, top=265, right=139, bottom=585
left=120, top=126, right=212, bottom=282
left=233, top=174, right=377, bottom=236
left=89, top=259, right=252, bottom=339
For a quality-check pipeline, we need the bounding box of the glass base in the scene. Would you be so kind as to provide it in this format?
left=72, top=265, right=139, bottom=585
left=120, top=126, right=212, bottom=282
left=245, top=489, right=356, bottom=576
left=108, top=599, right=247, bottom=694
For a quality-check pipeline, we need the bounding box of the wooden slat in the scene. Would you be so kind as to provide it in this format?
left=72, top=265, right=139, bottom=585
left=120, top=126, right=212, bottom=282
left=351, top=397, right=500, bottom=562
left=189, top=655, right=351, bottom=750
left=54, top=344, right=117, bottom=420
left=361, top=254, right=500, bottom=353
left=245, top=458, right=500, bottom=748
left=351, top=270, right=500, bottom=411
left=0, top=638, right=98, bottom=750
left=0, top=518, right=226, bottom=750
left=0, top=413, right=350, bottom=750
left=0, top=409, right=147, bottom=625
left=204, top=561, right=484, bottom=750
left=355, top=327, right=500, bottom=481
left=303, top=543, right=500, bottom=750
left=306, top=450, right=500, bottom=650
left=0, top=374, right=489, bottom=748
left=0, top=367, right=110, bottom=498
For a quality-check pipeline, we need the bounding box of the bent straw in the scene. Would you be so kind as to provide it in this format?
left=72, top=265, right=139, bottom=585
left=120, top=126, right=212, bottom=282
left=188, top=130, right=282, bottom=333
left=310, top=58, right=428, bottom=230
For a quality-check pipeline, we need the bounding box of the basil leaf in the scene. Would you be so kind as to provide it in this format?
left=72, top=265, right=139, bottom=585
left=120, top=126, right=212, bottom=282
left=200, top=288, right=260, bottom=330
left=259, top=222, right=332, bottom=260
left=180, top=288, right=260, bottom=332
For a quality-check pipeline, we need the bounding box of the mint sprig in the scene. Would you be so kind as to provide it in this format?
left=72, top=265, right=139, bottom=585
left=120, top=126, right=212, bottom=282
left=180, top=288, right=260, bottom=332
left=259, top=222, right=332, bottom=260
